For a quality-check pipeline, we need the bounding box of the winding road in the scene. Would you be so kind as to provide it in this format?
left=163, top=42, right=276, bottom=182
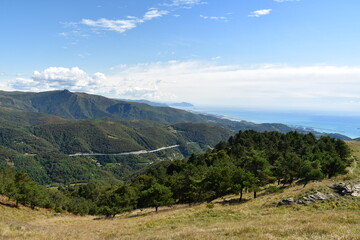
left=68, top=145, right=180, bottom=157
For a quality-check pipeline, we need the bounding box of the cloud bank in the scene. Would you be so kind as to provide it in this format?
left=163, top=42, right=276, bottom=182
left=10, top=61, right=360, bottom=112
left=107, top=61, right=360, bottom=112
left=12, top=67, right=105, bottom=92
left=11, top=66, right=170, bottom=100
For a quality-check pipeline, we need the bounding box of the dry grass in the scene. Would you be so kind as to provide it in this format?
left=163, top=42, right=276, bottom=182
left=1, top=142, right=360, bottom=240
left=1, top=180, right=359, bottom=240
left=345, top=141, right=360, bottom=179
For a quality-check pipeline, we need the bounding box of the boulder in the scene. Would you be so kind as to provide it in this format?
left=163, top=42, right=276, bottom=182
left=352, top=184, right=360, bottom=197
left=332, top=182, right=360, bottom=197
left=332, top=183, right=353, bottom=195
left=303, top=192, right=334, bottom=202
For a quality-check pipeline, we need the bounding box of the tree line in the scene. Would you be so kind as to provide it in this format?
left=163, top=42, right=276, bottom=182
left=0, top=131, right=351, bottom=217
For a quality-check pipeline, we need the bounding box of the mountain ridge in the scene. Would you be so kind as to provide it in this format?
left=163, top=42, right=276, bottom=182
left=0, top=90, right=352, bottom=140
left=0, top=90, right=206, bottom=123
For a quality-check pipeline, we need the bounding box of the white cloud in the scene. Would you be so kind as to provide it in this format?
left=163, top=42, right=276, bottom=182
left=107, top=61, right=360, bottom=112
left=249, top=9, right=272, bottom=17
left=11, top=67, right=105, bottom=92
left=10, top=62, right=360, bottom=113
left=80, top=8, right=168, bottom=33
left=10, top=67, right=169, bottom=100
left=81, top=18, right=139, bottom=33
left=143, top=8, right=169, bottom=20
left=200, top=15, right=227, bottom=21
left=66, top=1, right=206, bottom=35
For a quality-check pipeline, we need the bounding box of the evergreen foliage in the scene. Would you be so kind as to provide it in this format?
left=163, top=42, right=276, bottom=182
left=0, top=131, right=351, bottom=217
left=139, top=183, right=174, bottom=212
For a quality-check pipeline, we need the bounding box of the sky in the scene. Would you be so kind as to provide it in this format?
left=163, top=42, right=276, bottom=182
left=1, top=0, right=360, bottom=113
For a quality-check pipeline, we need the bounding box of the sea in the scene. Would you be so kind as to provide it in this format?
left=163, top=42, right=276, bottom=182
left=172, top=106, right=360, bottom=139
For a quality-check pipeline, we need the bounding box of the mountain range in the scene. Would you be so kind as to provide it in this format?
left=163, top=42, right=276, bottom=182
left=0, top=90, right=352, bottom=185
left=0, top=90, right=350, bottom=138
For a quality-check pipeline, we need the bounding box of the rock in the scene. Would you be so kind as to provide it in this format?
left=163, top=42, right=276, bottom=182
left=303, top=192, right=337, bottom=203
left=310, top=192, right=327, bottom=200
left=332, top=183, right=353, bottom=195
left=327, top=193, right=338, bottom=198
left=277, top=182, right=360, bottom=208
left=277, top=198, right=294, bottom=206
left=332, top=182, right=360, bottom=197
left=296, top=200, right=305, bottom=205
left=351, top=184, right=360, bottom=197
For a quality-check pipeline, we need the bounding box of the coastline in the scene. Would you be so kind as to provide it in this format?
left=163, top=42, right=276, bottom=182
left=173, top=105, right=360, bottom=139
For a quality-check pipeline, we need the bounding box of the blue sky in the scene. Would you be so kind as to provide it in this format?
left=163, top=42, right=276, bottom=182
left=1, top=0, right=360, bottom=113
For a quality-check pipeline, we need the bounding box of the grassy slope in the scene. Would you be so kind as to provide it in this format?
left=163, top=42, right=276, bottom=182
left=345, top=141, right=360, bottom=179
left=1, top=142, right=360, bottom=240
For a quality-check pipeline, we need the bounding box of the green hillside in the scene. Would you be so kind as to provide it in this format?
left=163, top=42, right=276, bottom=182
left=0, top=138, right=358, bottom=240
left=0, top=90, right=207, bottom=123
left=0, top=107, right=68, bottom=128
left=1, top=130, right=352, bottom=214
left=27, top=120, right=232, bottom=154
left=0, top=89, right=352, bottom=186
left=0, top=119, right=233, bottom=184
left=0, top=90, right=351, bottom=140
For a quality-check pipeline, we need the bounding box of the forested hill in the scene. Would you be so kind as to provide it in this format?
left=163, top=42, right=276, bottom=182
left=0, top=90, right=352, bottom=140
left=0, top=90, right=207, bottom=123
left=0, top=119, right=233, bottom=184
left=0, top=130, right=351, bottom=216
left=0, top=107, right=68, bottom=128
left=132, top=130, right=351, bottom=205
left=0, top=89, right=352, bottom=186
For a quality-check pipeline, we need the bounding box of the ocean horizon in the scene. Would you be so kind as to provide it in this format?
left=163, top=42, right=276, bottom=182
left=177, top=106, right=360, bottom=139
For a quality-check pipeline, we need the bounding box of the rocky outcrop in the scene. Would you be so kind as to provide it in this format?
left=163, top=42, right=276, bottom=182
left=277, top=182, right=359, bottom=207
left=302, top=192, right=338, bottom=202
left=332, top=183, right=360, bottom=197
